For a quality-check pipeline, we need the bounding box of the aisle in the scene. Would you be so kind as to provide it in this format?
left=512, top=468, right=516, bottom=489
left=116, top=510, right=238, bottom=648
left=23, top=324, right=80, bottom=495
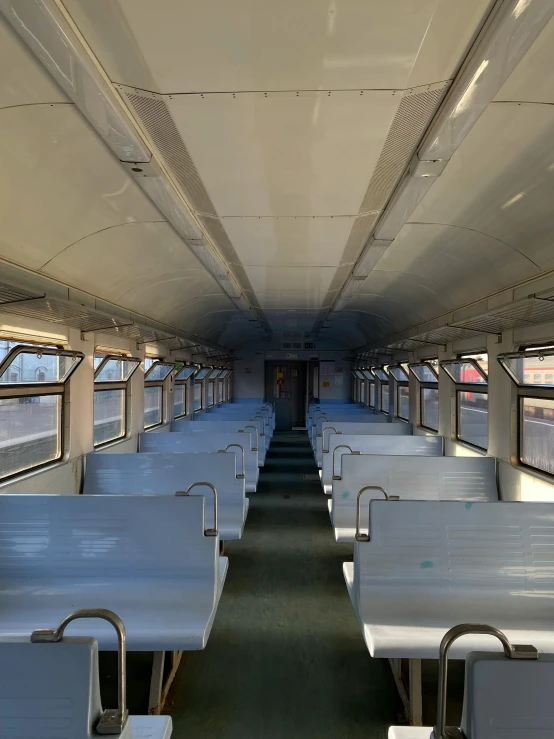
left=169, top=431, right=400, bottom=738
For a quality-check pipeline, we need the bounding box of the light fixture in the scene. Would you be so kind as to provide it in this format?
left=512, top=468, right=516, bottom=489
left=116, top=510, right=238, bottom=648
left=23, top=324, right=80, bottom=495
left=0, top=0, right=270, bottom=336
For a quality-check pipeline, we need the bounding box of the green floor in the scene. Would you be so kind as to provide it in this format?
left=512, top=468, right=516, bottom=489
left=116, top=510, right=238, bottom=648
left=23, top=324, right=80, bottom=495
left=168, top=431, right=401, bottom=737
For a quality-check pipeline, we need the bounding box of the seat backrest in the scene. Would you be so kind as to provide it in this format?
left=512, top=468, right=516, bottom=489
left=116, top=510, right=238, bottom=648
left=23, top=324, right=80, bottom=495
left=314, top=413, right=392, bottom=439
left=84, top=452, right=242, bottom=507
left=324, top=434, right=443, bottom=482
left=461, top=652, right=554, bottom=738
left=139, top=432, right=256, bottom=477
left=317, top=421, right=411, bottom=466
left=0, top=495, right=216, bottom=587
left=0, top=638, right=113, bottom=739
left=171, top=420, right=257, bottom=449
left=356, top=501, right=554, bottom=604
left=334, top=456, right=498, bottom=538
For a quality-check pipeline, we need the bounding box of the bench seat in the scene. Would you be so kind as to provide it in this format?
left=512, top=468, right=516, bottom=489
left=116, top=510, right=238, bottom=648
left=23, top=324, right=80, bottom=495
left=140, top=431, right=259, bottom=493
left=84, top=452, right=247, bottom=540
left=0, top=495, right=227, bottom=651
left=332, top=455, right=497, bottom=542
left=173, top=419, right=266, bottom=466
left=315, top=420, right=411, bottom=467
left=345, top=500, right=554, bottom=660
left=322, top=435, right=443, bottom=495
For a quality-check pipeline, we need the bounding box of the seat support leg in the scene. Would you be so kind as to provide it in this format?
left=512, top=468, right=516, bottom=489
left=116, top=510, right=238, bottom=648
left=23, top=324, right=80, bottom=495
left=149, top=650, right=184, bottom=715
left=409, top=658, right=423, bottom=726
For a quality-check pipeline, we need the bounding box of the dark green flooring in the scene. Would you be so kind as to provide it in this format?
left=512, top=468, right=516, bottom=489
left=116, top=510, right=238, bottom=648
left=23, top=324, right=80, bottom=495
left=168, top=431, right=401, bottom=737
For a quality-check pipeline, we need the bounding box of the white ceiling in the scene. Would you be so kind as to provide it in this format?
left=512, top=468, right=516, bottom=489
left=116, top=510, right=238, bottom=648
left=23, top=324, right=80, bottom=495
left=4, top=1, right=554, bottom=352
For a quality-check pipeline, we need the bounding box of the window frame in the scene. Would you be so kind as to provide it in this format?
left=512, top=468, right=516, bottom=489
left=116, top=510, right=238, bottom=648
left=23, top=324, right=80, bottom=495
left=144, top=360, right=173, bottom=430
left=498, top=348, right=554, bottom=478
left=361, top=369, right=375, bottom=408
left=0, top=343, right=84, bottom=482
left=442, top=353, right=489, bottom=451
left=173, top=364, right=195, bottom=419
left=389, top=364, right=410, bottom=421
left=409, top=360, right=439, bottom=432
left=93, top=352, right=140, bottom=448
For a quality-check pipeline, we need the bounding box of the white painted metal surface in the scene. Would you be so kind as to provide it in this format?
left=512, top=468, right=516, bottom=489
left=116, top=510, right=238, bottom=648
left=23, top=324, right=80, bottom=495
left=347, top=501, right=554, bottom=659
left=332, top=455, right=498, bottom=542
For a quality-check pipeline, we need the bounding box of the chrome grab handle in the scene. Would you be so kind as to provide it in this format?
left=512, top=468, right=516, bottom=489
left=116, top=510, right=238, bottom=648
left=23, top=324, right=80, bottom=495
left=332, top=445, right=360, bottom=480
left=218, top=444, right=245, bottom=479
left=433, top=624, right=538, bottom=739
left=31, top=608, right=128, bottom=734
left=179, top=481, right=218, bottom=536
left=355, top=486, right=399, bottom=542
left=322, top=426, right=341, bottom=452
left=253, top=415, right=266, bottom=435
left=240, top=425, right=259, bottom=451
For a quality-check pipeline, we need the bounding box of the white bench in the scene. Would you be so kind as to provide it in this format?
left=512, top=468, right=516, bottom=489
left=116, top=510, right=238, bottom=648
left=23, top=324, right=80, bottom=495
left=84, top=452, right=248, bottom=540
left=173, top=419, right=266, bottom=466
left=345, top=500, right=554, bottom=659
left=322, top=435, right=443, bottom=495
left=309, top=409, right=371, bottom=446
left=331, top=456, right=497, bottom=542
left=13, top=608, right=172, bottom=738
left=200, top=412, right=272, bottom=451
left=140, top=431, right=259, bottom=493
left=389, top=623, right=552, bottom=738
left=316, top=420, right=411, bottom=468
left=0, top=494, right=227, bottom=651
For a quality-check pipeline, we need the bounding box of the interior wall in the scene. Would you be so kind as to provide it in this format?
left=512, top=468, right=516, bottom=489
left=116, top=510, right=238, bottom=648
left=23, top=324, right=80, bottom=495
left=0, top=313, right=195, bottom=494
left=233, top=350, right=265, bottom=399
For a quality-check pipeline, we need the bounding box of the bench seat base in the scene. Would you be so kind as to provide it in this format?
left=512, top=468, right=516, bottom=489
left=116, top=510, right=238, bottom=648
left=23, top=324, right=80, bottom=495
left=343, top=563, right=554, bottom=659
left=0, top=557, right=228, bottom=652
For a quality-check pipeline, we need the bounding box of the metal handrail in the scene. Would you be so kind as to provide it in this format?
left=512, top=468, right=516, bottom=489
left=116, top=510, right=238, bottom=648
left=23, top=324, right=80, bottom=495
left=181, top=481, right=218, bottom=536
left=248, top=417, right=265, bottom=437
left=31, top=608, right=128, bottom=734
left=322, top=426, right=342, bottom=452
left=433, top=623, right=538, bottom=739
left=331, top=445, right=360, bottom=480
left=355, top=486, right=399, bottom=542
left=240, top=425, right=259, bottom=451
left=218, top=444, right=245, bottom=479
left=253, top=415, right=266, bottom=435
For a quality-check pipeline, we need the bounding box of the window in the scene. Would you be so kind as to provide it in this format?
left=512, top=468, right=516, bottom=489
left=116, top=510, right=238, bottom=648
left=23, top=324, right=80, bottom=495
left=0, top=342, right=83, bottom=480
left=498, top=347, right=554, bottom=476
left=94, top=353, right=140, bottom=446
left=218, top=379, right=224, bottom=404
left=193, top=367, right=209, bottom=412
left=410, top=360, right=439, bottom=432
left=207, top=381, right=215, bottom=407
left=174, top=365, right=195, bottom=419
left=362, top=370, right=375, bottom=407
left=360, top=379, right=366, bottom=405
left=390, top=364, right=409, bottom=421
left=380, top=384, right=389, bottom=413
left=442, top=353, right=488, bottom=450
left=144, top=360, right=173, bottom=429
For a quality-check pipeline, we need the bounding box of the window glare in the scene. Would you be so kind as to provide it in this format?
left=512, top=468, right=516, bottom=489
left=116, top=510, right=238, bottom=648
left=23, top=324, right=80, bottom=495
left=174, top=384, right=186, bottom=418
left=94, top=389, right=125, bottom=446
left=0, top=395, right=62, bottom=479
left=457, top=391, right=488, bottom=449
left=144, top=385, right=163, bottom=428
left=397, top=385, right=409, bottom=420
left=421, top=387, right=439, bottom=431
left=521, top=397, right=554, bottom=475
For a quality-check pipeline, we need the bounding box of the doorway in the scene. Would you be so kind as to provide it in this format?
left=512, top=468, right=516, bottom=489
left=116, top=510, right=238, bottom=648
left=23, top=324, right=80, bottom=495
left=264, top=361, right=308, bottom=431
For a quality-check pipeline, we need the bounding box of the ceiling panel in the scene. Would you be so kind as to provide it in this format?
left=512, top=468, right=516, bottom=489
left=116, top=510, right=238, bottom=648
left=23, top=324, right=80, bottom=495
left=245, top=266, right=336, bottom=296
left=376, top=222, right=541, bottom=302
left=221, top=216, right=355, bottom=267
left=0, top=17, right=68, bottom=110
left=63, top=0, right=437, bottom=93
left=257, top=292, right=329, bottom=310
left=495, top=17, right=554, bottom=104
left=0, top=104, right=162, bottom=269
left=165, top=90, right=401, bottom=217
left=43, top=221, right=223, bottom=303
left=411, top=104, right=554, bottom=272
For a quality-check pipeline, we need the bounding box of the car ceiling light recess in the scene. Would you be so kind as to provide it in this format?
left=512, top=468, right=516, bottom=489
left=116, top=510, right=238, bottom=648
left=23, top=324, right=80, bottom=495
left=0, top=0, right=269, bottom=338
left=0, top=0, right=151, bottom=163
left=375, top=0, right=554, bottom=243
left=324, top=0, right=554, bottom=327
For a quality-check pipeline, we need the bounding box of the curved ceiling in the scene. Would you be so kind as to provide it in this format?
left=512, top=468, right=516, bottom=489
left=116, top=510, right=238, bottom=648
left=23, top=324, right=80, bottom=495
left=3, top=2, right=554, bottom=353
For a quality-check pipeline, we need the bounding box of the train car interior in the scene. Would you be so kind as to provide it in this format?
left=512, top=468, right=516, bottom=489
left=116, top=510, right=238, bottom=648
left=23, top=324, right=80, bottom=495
left=2, top=0, right=554, bottom=736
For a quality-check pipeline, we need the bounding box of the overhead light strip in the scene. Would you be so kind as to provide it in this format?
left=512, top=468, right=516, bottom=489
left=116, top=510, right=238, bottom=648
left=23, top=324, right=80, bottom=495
left=326, top=0, right=554, bottom=321
left=0, top=0, right=269, bottom=336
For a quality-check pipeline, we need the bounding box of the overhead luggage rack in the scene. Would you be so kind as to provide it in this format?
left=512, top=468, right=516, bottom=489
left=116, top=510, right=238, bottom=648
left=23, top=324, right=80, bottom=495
left=450, top=296, right=554, bottom=335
